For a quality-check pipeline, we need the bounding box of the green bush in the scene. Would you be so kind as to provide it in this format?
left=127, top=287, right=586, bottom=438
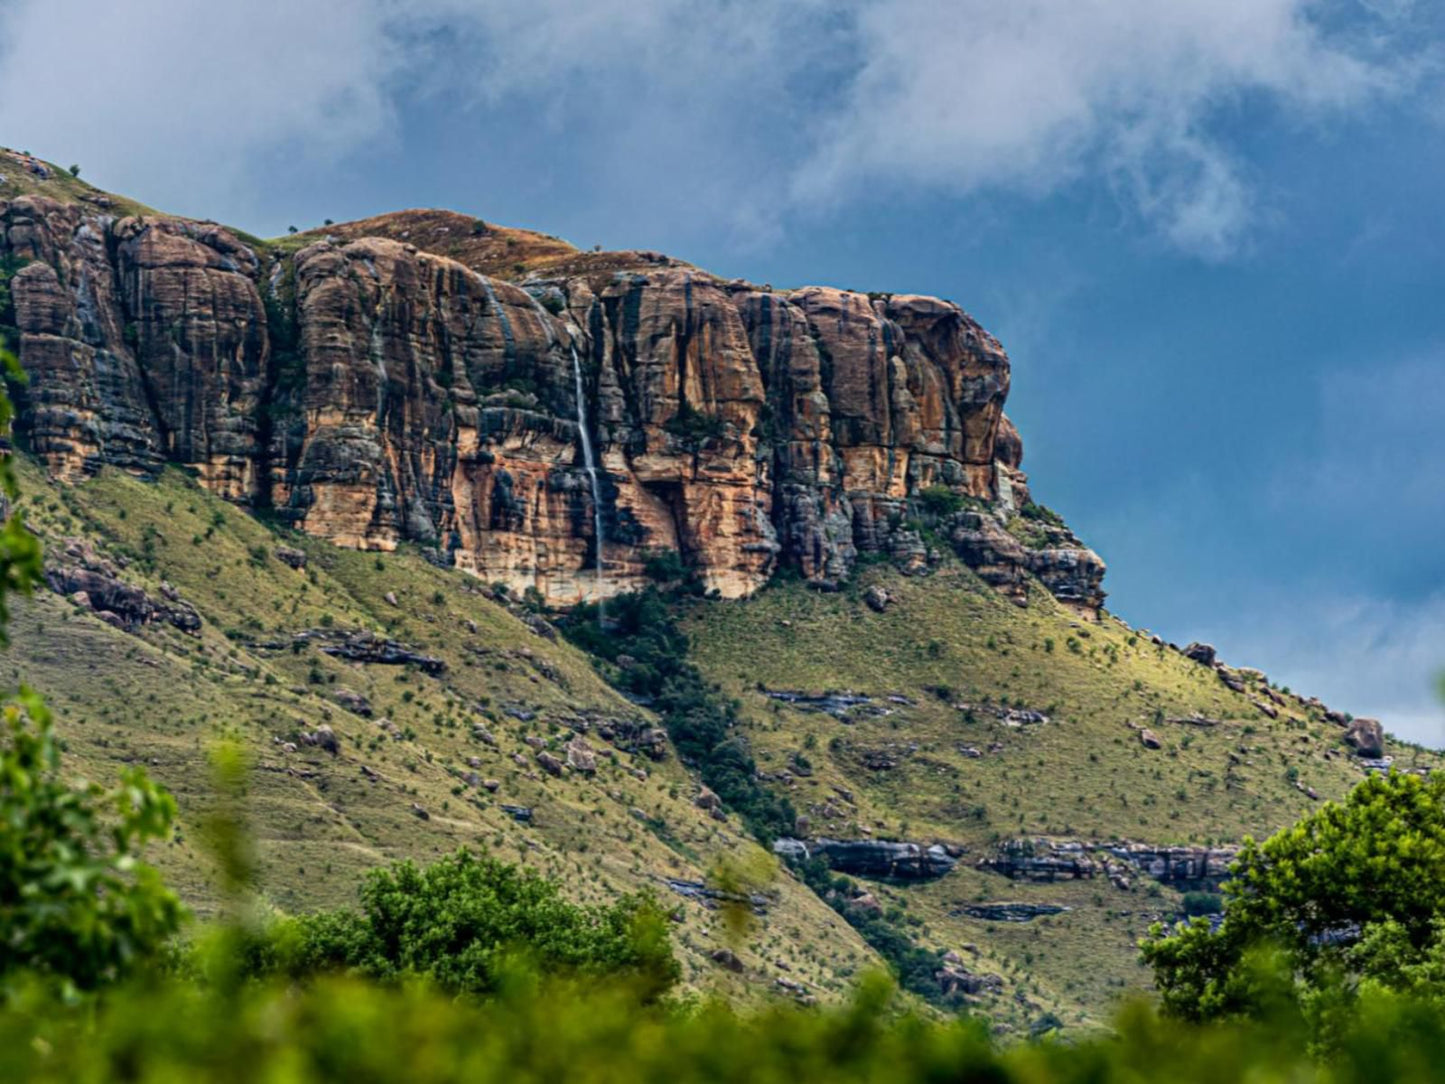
left=1019, top=501, right=1065, bottom=527
left=917, top=485, right=965, bottom=517
left=643, top=549, right=690, bottom=584
left=258, top=849, right=678, bottom=1001
left=663, top=404, right=727, bottom=445
left=1181, top=892, right=1224, bottom=917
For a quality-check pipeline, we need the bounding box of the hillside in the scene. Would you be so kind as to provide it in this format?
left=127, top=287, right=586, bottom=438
left=8, top=455, right=877, bottom=1001
left=0, top=145, right=1422, bottom=1033
left=683, top=557, right=1426, bottom=1028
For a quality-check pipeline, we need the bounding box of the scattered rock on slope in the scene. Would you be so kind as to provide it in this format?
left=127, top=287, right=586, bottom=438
left=1345, top=717, right=1386, bottom=758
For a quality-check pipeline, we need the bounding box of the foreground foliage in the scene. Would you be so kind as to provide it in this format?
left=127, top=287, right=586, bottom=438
left=0, top=700, right=183, bottom=998
left=11, top=970, right=1445, bottom=1082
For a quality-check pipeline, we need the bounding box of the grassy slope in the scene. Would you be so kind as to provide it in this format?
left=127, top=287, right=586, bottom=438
left=0, top=147, right=156, bottom=218
left=682, top=559, right=1440, bottom=1031
left=9, top=457, right=876, bottom=1002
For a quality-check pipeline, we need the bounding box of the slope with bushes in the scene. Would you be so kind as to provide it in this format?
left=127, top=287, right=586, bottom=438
left=681, top=558, right=1439, bottom=1029
left=7, top=456, right=876, bottom=1000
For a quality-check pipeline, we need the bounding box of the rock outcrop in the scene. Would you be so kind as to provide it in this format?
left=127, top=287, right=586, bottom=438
left=1, top=168, right=1105, bottom=611
left=774, top=837, right=958, bottom=880
left=980, top=838, right=1238, bottom=890
left=44, top=537, right=200, bottom=633
left=1345, top=717, right=1385, bottom=759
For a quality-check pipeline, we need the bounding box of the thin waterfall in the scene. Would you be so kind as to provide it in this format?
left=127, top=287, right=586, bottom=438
left=570, top=346, right=606, bottom=601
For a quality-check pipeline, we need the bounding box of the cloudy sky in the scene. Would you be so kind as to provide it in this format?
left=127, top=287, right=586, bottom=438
left=2, top=0, right=1442, bottom=742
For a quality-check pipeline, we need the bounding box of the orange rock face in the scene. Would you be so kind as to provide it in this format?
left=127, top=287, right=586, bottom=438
left=0, top=197, right=1103, bottom=612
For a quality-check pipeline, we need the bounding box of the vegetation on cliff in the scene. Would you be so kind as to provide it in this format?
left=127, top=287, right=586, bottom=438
left=562, top=589, right=796, bottom=843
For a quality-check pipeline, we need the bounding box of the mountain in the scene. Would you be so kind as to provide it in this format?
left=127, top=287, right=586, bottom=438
left=0, top=148, right=1102, bottom=612
left=0, top=146, right=1423, bottom=1033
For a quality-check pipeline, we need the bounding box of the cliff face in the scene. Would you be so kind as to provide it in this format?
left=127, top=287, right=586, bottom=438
left=0, top=162, right=1104, bottom=613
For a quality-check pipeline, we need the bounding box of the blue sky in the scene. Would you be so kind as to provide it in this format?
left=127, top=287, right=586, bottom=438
left=1, top=1, right=1442, bottom=741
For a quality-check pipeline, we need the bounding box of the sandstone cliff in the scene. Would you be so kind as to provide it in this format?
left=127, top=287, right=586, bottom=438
left=0, top=150, right=1104, bottom=612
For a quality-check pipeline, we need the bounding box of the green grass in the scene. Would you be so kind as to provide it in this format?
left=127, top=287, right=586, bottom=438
left=7, top=457, right=877, bottom=1003
left=11, top=449, right=1426, bottom=1033
left=680, top=559, right=1437, bottom=1029
left=0, top=147, right=157, bottom=219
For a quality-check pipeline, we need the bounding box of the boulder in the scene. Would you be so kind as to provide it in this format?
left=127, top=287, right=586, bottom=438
left=863, top=585, right=890, bottom=613
left=334, top=689, right=372, bottom=717
left=694, top=786, right=726, bottom=821
left=1251, top=699, right=1279, bottom=719
left=305, top=630, right=445, bottom=675
left=310, top=724, right=339, bottom=755
left=1345, top=717, right=1385, bottom=758
left=850, top=892, right=883, bottom=915
left=978, top=839, right=1095, bottom=881
left=536, top=750, right=565, bottom=777
left=564, top=737, right=597, bottom=774
left=936, top=965, right=1004, bottom=996
left=1182, top=642, right=1217, bottom=666
left=274, top=546, right=307, bottom=569
left=44, top=539, right=201, bottom=634
left=710, top=948, right=744, bottom=973
left=1140, top=728, right=1162, bottom=749
left=773, top=837, right=956, bottom=880
left=955, top=903, right=1069, bottom=922
left=1218, top=671, right=1246, bottom=693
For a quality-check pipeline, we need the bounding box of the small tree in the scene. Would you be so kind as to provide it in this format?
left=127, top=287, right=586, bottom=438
left=1144, top=772, right=1445, bottom=1035
left=0, top=694, right=183, bottom=996
left=276, top=849, right=679, bottom=1000
left=917, top=485, right=964, bottom=517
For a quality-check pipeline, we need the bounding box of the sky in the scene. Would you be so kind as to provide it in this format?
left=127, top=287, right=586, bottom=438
left=1, top=0, right=1442, bottom=742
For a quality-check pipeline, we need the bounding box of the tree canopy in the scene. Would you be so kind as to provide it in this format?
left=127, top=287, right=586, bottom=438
left=268, top=849, right=679, bottom=1000
left=1143, top=771, right=1445, bottom=1036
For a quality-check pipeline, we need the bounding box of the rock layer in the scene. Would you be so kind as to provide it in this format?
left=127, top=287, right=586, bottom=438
left=774, top=837, right=959, bottom=880
left=1, top=188, right=1105, bottom=611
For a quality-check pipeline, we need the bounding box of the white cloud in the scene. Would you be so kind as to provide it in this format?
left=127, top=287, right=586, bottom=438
left=0, top=0, right=1424, bottom=253
left=790, top=0, right=1417, bottom=258
left=0, top=0, right=405, bottom=219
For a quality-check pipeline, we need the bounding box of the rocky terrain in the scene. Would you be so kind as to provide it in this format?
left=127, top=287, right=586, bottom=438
left=0, top=148, right=1422, bottom=1032
left=0, top=146, right=1101, bottom=612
